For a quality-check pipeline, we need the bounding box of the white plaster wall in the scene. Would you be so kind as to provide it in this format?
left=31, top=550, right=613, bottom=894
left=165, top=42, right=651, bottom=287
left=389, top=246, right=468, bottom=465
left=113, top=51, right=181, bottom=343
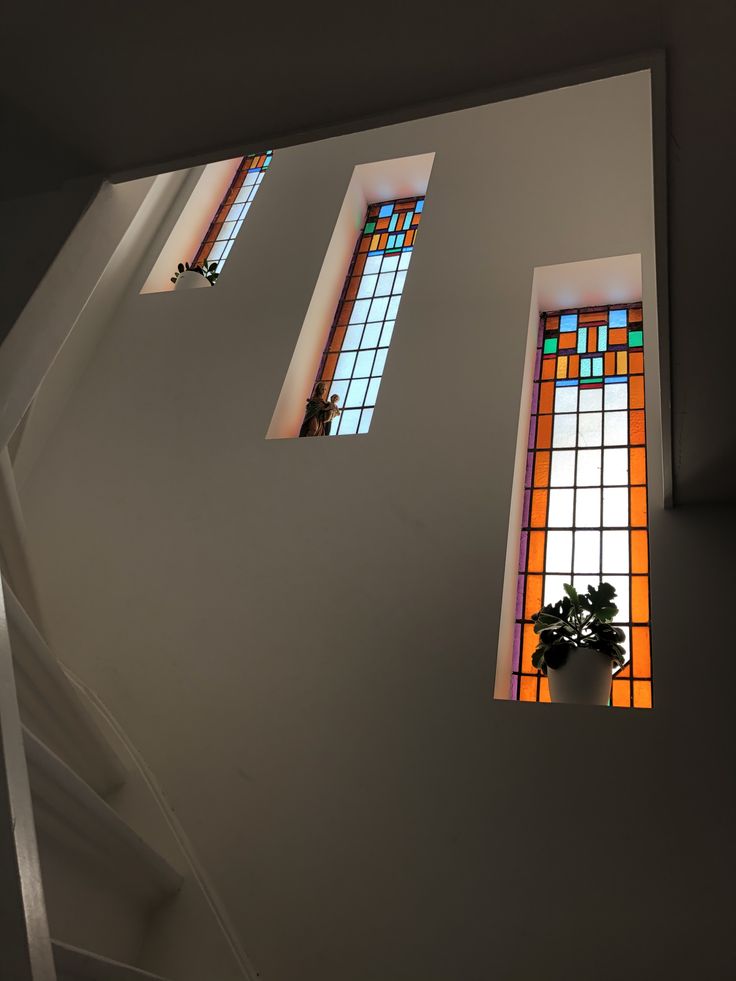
left=17, top=71, right=734, bottom=980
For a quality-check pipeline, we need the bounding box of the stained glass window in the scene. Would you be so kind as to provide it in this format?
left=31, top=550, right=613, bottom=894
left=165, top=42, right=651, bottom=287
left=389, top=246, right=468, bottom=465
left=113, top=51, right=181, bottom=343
left=512, top=303, right=653, bottom=708
left=313, top=196, right=424, bottom=436
left=191, top=151, right=272, bottom=272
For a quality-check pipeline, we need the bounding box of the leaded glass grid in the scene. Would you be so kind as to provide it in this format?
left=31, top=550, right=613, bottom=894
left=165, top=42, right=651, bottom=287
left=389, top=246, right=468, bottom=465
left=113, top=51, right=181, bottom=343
left=191, top=151, right=272, bottom=272
left=315, top=196, right=424, bottom=436
left=512, top=303, right=653, bottom=708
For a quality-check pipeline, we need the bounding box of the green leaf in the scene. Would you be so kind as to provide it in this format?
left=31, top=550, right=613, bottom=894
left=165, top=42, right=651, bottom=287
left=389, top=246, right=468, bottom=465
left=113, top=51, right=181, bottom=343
left=563, top=583, right=579, bottom=604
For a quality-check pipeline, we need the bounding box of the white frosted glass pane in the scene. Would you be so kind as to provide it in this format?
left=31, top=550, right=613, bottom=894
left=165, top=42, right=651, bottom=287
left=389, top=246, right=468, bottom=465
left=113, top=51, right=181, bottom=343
left=574, top=531, right=601, bottom=573
left=548, top=489, right=574, bottom=527
left=234, top=188, right=251, bottom=203
left=368, top=296, right=389, bottom=322
left=380, top=255, right=399, bottom=273
left=544, top=575, right=569, bottom=606
left=364, top=255, right=382, bottom=274
left=372, top=349, right=388, bottom=375
left=217, top=221, right=237, bottom=241
left=603, top=448, right=629, bottom=486
left=604, top=382, right=628, bottom=410
left=345, top=377, right=369, bottom=408
left=338, top=409, right=360, bottom=435
left=226, top=204, right=244, bottom=222
left=606, top=575, right=630, bottom=622
left=342, top=324, right=363, bottom=350
left=552, top=414, right=576, bottom=448
left=353, top=350, right=375, bottom=377
left=207, top=241, right=226, bottom=261
left=579, top=388, right=603, bottom=412
left=243, top=172, right=257, bottom=186
left=575, top=488, right=601, bottom=527
left=327, top=379, right=349, bottom=403
left=602, top=530, right=629, bottom=573
left=234, top=219, right=244, bottom=236
left=386, top=295, right=401, bottom=319
left=546, top=531, right=573, bottom=573
left=375, top=272, right=395, bottom=296
left=577, top=450, right=602, bottom=486
left=359, top=323, right=382, bottom=348
left=334, top=352, right=356, bottom=380
left=380, top=321, right=395, bottom=346
left=602, top=487, right=628, bottom=526
left=365, top=377, right=382, bottom=405
left=398, top=251, right=412, bottom=270
left=349, top=299, right=370, bottom=324
left=572, top=574, right=600, bottom=596
left=604, top=411, right=628, bottom=446
left=617, top=626, right=630, bottom=663
left=358, top=408, right=374, bottom=434
left=578, top=412, right=602, bottom=447
left=220, top=240, right=235, bottom=261
left=357, top=275, right=378, bottom=299
left=393, top=270, right=407, bottom=293
left=550, top=451, right=575, bottom=486
left=554, top=387, right=578, bottom=413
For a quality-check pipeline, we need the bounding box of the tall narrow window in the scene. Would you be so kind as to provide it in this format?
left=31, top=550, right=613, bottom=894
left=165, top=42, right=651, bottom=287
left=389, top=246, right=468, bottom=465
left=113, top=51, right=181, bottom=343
left=513, top=303, right=652, bottom=708
left=191, top=151, right=272, bottom=272
left=313, top=196, right=424, bottom=436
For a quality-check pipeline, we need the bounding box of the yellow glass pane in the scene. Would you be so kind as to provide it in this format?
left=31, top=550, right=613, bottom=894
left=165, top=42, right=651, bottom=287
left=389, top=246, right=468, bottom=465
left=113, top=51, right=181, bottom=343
left=519, top=675, right=538, bottom=702
left=631, top=576, right=649, bottom=622
left=616, top=351, right=628, bottom=375
left=630, top=486, right=648, bottom=527
left=629, top=351, right=644, bottom=374
left=633, top=680, right=652, bottom=708
left=631, top=530, right=649, bottom=573
left=629, top=375, right=645, bottom=409
left=524, top=575, right=543, bottom=619
left=632, top=626, right=651, bottom=677
left=556, top=356, right=568, bottom=380
left=630, top=447, right=647, bottom=485
left=533, top=451, right=550, bottom=487
left=530, top=490, right=548, bottom=527
left=528, top=531, right=546, bottom=572
left=630, top=409, right=646, bottom=445
left=611, top=680, right=631, bottom=707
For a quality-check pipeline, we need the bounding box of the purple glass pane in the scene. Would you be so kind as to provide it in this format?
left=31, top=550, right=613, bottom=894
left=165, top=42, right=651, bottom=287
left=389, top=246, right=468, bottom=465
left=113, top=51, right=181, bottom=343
left=515, top=574, right=525, bottom=619
left=524, top=451, right=533, bottom=487
left=518, top=531, right=528, bottom=573
left=512, top=622, right=522, bottom=674
left=522, top=487, right=531, bottom=527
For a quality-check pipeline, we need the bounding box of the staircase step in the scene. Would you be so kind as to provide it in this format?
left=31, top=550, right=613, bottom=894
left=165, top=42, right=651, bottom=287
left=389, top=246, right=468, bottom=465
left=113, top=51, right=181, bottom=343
left=52, top=939, right=169, bottom=980
left=24, top=727, right=182, bottom=905
left=5, top=580, right=127, bottom=797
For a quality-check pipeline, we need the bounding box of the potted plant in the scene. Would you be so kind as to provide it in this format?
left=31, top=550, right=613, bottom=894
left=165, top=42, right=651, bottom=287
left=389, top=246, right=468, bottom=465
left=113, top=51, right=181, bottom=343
left=171, top=260, right=220, bottom=290
left=531, top=582, right=626, bottom=705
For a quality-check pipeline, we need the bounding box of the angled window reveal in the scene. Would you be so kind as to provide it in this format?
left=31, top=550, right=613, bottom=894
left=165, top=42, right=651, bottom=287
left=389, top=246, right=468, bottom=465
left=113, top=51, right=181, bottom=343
left=311, top=197, right=424, bottom=436
left=191, top=151, right=272, bottom=273
left=512, top=303, right=652, bottom=708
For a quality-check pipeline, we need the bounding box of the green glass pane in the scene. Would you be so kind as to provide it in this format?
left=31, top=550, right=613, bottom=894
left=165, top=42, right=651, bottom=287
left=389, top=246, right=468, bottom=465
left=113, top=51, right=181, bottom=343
left=543, top=338, right=558, bottom=354
left=629, top=330, right=643, bottom=347
left=364, top=221, right=376, bottom=233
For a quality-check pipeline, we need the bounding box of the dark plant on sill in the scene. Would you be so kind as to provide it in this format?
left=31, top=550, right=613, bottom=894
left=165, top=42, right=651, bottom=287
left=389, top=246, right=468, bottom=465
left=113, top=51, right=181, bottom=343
left=531, top=582, right=626, bottom=674
left=170, top=260, right=220, bottom=285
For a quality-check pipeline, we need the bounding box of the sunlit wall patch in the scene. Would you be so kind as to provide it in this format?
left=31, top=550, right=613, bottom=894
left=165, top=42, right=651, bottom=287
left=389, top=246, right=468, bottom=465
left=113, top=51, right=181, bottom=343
left=512, top=303, right=652, bottom=708
left=313, top=197, right=424, bottom=436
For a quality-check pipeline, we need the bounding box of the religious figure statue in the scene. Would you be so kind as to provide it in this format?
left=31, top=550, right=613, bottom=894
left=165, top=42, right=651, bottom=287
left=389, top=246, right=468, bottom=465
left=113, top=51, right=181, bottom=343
left=299, top=382, right=331, bottom=437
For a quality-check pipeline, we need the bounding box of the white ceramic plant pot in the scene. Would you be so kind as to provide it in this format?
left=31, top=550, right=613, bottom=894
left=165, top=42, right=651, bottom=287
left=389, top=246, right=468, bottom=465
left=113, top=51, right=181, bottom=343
left=174, top=270, right=211, bottom=290
left=547, top=646, right=613, bottom=706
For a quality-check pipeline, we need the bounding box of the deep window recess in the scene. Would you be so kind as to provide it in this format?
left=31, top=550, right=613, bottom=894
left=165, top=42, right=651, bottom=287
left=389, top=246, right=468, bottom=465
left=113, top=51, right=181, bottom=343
left=512, top=303, right=653, bottom=708
left=311, top=196, right=424, bottom=436
left=191, top=151, right=272, bottom=272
